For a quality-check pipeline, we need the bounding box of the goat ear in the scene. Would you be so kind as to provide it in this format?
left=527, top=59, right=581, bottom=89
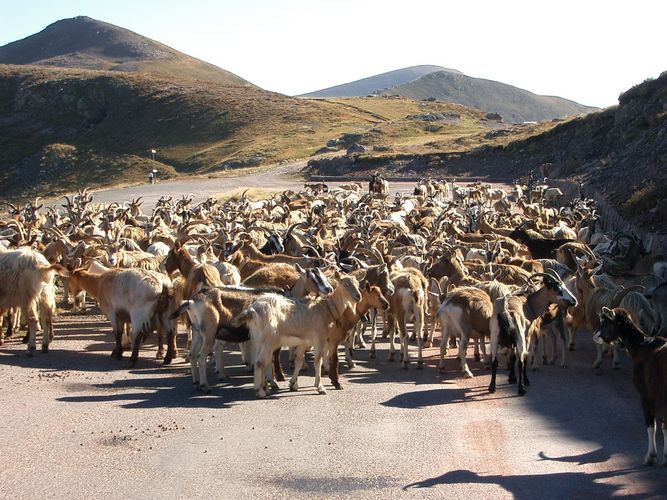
left=363, top=280, right=371, bottom=291
left=295, top=263, right=305, bottom=274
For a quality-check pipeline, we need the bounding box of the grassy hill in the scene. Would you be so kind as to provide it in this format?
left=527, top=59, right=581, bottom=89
left=0, top=16, right=250, bottom=86
left=0, top=65, right=383, bottom=199
left=299, top=65, right=461, bottom=98
left=381, top=71, right=597, bottom=123
left=301, top=65, right=596, bottom=124
left=0, top=64, right=560, bottom=201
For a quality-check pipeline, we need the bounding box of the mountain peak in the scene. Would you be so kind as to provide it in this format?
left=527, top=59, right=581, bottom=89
left=0, top=16, right=251, bottom=86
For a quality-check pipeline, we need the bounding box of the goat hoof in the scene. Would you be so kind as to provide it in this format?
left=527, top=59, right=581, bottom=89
left=257, top=388, right=268, bottom=399
left=333, top=383, right=342, bottom=390
left=356, top=341, right=367, bottom=349
left=488, top=385, right=496, bottom=394
left=474, top=354, right=481, bottom=362
left=126, top=361, right=136, bottom=369
left=463, top=370, right=474, bottom=379
left=22, top=334, right=29, bottom=344
left=424, top=341, right=432, bottom=349
left=317, top=386, right=327, bottom=395
left=644, top=454, right=657, bottom=466
left=592, top=360, right=602, bottom=369
left=417, top=361, right=424, bottom=370
left=275, top=374, right=286, bottom=382
left=568, top=344, right=576, bottom=351
left=612, top=362, right=621, bottom=370
left=155, top=351, right=164, bottom=360
left=200, top=384, right=211, bottom=394
left=217, top=372, right=229, bottom=381
left=508, top=377, right=517, bottom=385
left=402, top=362, right=409, bottom=370
left=409, top=334, right=417, bottom=342
left=369, top=351, right=376, bottom=359
left=26, top=346, right=35, bottom=357
left=388, top=353, right=395, bottom=362
left=518, top=387, right=526, bottom=396
left=41, top=345, right=49, bottom=354
left=525, top=378, right=530, bottom=386
left=347, top=361, right=356, bottom=369
left=438, top=364, right=446, bottom=373
left=163, top=357, right=172, bottom=365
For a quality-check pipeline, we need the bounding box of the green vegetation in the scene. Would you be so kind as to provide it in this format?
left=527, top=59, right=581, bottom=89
left=623, top=182, right=665, bottom=217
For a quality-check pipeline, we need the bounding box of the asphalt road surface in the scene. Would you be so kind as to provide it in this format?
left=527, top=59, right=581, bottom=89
left=0, top=309, right=664, bottom=499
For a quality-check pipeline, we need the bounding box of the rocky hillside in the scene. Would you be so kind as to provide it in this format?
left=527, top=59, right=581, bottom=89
left=309, top=72, right=667, bottom=232
left=0, top=16, right=250, bottom=86
left=299, top=65, right=460, bottom=98
left=382, top=71, right=596, bottom=123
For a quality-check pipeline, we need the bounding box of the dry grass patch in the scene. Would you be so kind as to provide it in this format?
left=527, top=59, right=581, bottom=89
left=215, top=187, right=282, bottom=203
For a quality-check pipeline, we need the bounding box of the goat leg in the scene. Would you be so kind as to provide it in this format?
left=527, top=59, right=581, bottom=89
left=517, top=356, right=526, bottom=396
left=488, top=356, right=498, bottom=393
left=327, top=340, right=342, bottom=390
left=273, top=348, right=286, bottom=382
left=508, top=351, right=517, bottom=384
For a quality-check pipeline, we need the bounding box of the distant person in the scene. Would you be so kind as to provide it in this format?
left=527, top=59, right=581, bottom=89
left=148, top=172, right=154, bottom=184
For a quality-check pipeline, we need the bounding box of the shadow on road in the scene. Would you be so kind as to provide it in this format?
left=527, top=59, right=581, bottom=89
left=402, top=467, right=656, bottom=499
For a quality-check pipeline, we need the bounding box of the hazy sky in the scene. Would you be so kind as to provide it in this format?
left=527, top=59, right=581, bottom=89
left=1, top=0, right=665, bottom=108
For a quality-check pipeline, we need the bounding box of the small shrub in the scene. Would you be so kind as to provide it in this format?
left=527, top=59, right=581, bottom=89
left=623, top=182, right=665, bottom=217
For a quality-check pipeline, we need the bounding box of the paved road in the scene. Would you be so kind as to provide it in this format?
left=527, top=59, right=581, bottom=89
left=47, top=161, right=505, bottom=210
left=0, top=311, right=664, bottom=499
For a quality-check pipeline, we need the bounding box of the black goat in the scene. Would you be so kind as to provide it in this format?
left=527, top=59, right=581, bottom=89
left=596, top=307, right=667, bottom=465
left=508, top=228, right=573, bottom=259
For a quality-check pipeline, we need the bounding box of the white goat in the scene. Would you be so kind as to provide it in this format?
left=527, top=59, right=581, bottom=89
left=66, top=267, right=173, bottom=366
left=235, top=276, right=362, bottom=398
left=0, top=248, right=59, bottom=354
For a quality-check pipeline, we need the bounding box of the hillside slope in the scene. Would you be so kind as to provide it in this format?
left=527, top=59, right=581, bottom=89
left=0, top=16, right=250, bottom=86
left=0, top=65, right=383, bottom=199
left=299, top=65, right=461, bottom=98
left=426, top=72, right=667, bottom=231
left=383, top=70, right=596, bottom=123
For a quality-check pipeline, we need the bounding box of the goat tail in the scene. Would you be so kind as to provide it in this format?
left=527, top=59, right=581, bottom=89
left=497, top=308, right=518, bottom=344
left=170, top=300, right=193, bottom=320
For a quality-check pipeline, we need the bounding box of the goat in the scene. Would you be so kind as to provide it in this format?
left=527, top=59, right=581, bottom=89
left=595, top=307, right=667, bottom=465
left=437, top=287, right=492, bottom=378
left=173, top=266, right=333, bottom=391
left=508, top=227, right=574, bottom=259
left=234, top=276, right=362, bottom=397
left=0, top=248, right=60, bottom=354
left=328, top=284, right=390, bottom=387
left=488, top=271, right=577, bottom=395
left=66, top=267, right=173, bottom=366
left=386, top=268, right=428, bottom=368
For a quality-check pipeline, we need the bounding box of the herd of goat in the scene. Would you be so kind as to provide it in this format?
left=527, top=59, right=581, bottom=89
left=1, top=173, right=667, bottom=465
